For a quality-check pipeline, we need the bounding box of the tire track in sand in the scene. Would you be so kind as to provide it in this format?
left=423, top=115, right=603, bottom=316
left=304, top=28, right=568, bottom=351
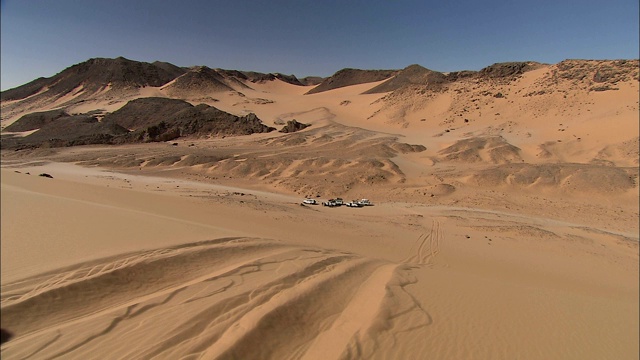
left=404, top=219, right=444, bottom=266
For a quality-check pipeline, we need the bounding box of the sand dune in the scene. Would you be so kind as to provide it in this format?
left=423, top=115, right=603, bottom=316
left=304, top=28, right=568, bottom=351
left=1, top=238, right=390, bottom=359
left=1, top=163, right=637, bottom=359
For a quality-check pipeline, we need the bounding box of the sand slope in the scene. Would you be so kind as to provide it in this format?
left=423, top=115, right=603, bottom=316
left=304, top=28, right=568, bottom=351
left=1, top=165, right=637, bottom=359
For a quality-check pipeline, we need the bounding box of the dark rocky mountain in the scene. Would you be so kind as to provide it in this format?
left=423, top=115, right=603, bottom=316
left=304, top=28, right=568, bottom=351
left=305, top=68, right=397, bottom=95
left=361, top=62, right=544, bottom=94
left=362, top=65, right=448, bottom=94
left=1, top=57, right=186, bottom=102
left=0, top=77, right=52, bottom=102
left=162, top=66, right=236, bottom=96
left=299, top=76, right=324, bottom=86
left=1, top=57, right=320, bottom=107
left=241, top=72, right=306, bottom=86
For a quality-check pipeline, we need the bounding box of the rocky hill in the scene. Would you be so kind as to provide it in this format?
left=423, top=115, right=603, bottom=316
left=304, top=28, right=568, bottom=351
left=1, top=57, right=637, bottom=170
left=241, top=71, right=306, bottom=86
left=305, top=68, right=397, bottom=94
left=3, top=109, right=69, bottom=132
left=106, top=97, right=275, bottom=141
left=362, top=64, right=448, bottom=94
left=1, top=97, right=275, bottom=149
left=1, top=113, right=129, bottom=149
left=1, top=57, right=186, bottom=102
left=161, top=66, right=237, bottom=96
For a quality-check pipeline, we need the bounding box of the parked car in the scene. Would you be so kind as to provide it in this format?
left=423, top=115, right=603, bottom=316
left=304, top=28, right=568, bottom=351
left=322, top=199, right=338, bottom=207
left=334, top=198, right=344, bottom=206
left=346, top=201, right=363, bottom=207
left=357, top=199, right=372, bottom=206
left=303, top=199, right=318, bottom=205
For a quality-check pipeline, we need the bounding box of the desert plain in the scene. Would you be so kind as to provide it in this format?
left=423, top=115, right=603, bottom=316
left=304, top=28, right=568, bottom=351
left=0, top=58, right=638, bottom=359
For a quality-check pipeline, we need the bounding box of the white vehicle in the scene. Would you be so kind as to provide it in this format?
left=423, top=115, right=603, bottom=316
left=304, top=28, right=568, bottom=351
left=334, top=198, right=344, bottom=206
left=302, top=199, right=318, bottom=205
left=346, top=201, right=363, bottom=207
left=322, top=199, right=338, bottom=207
left=357, top=199, right=372, bottom=206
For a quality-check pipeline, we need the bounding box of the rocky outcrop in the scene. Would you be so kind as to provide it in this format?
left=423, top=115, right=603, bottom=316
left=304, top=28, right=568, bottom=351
left=163, top=66, right=236, bottom=95
left=1, top=114, right=129, bottom=149
left=101, top=97, right=194, bottom=130
left=1, top=98, right=275, bottom=149
left=362, top=65, right=448, bottom=94
left=279, top=120, right=311, bottom=133
left=3, top=109, right=69, bottom=132
left=306, top=68, right=396, bottom=94
left=478, top=61, right=542, bottom=79
left=242, top=72, right=306, bottom=86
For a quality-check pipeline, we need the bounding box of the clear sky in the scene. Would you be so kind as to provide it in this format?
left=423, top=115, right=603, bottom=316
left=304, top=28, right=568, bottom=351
left=1, top=0, right=638, bottom=90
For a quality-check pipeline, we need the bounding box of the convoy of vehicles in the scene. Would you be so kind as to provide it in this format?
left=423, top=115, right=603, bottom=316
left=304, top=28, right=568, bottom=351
left=307, top=197, right=373, bottom=208
left=345, top=201, right=363, bottom=207
left=322, top=199, right=338, bottom=207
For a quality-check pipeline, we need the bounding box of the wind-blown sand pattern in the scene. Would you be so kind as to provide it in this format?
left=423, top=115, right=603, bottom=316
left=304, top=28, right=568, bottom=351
left=1, top=238, right=426, bottom=359
left=1, top=58, right=638, bottom=359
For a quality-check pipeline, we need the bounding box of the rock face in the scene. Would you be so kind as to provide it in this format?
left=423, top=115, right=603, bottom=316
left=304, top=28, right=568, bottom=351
left=279, top=120, right=311, bottom=133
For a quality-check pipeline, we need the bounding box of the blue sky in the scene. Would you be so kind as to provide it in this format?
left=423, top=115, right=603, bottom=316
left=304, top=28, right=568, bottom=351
left=1, top=0, right=638, bottom=90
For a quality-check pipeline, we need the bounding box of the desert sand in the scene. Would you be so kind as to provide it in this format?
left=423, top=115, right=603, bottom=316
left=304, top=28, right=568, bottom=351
left=1, top=60, right=638, bottom=359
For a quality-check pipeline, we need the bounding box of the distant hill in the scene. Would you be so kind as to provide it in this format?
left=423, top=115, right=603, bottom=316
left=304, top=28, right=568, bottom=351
left=2, top=57, right=638, bottom=160
left=362, top=62, right=544, bottom=94
left=1, top=57, right=186, bottom=102
left=299, top=76, right=324, bottom=86
left=305, top=68, right=397, bottom=94
left=362, top=64, right=447, bottom=94
left=0, top=58, right=320, bottom=107
left=162, top=66, right=237, bottom=96
left=241, top=71, right=307, bottom=86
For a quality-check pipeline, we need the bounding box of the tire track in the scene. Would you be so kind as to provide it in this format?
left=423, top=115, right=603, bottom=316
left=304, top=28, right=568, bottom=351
left=404, top=219, right=444, bottom=266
